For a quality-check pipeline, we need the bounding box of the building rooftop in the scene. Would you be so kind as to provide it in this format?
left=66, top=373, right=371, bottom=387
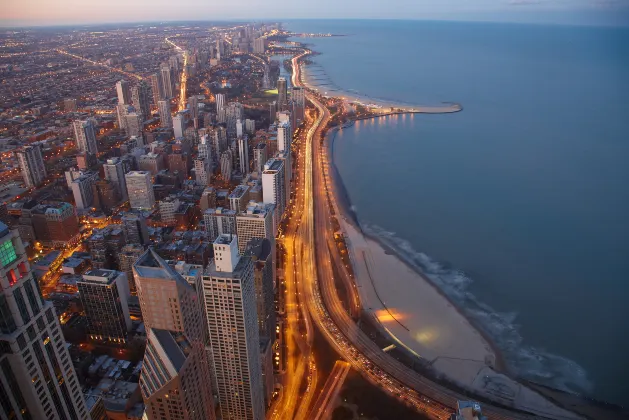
left=228, top=184, right=249, bottom=199
left=152, top=329, right=191, bottom=372
left=240, top=201, right=274, bottom=217
left=81, top=269, right=120, bottom=284
left=204, top=207, right=236, bottom=216
left=133, top=248, right=191, bottom=289
left=263, top=159, right=283, bottom=172
left=207, top=253, right=251, bottom=280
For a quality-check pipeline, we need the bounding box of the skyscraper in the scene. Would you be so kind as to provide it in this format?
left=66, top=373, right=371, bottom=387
left=116, top=79, right=131, bottom=104
left=238, top=135, right=249, bottom=174
left=194, top=158, right=211, bottom=186
left=277, top=77, right=287, bottom=108
left=203, top=235, right=265, bottom=420
left=236, top=201, right=275, bottom=254
left=220, top=150, right=233, bottom=182
left=216, top=93, right=226, bottom=114
left=160, top=65, right=175, bottom=98
left=245, top=238, right=275, bottom=340
left=78, top=269, right=131, bottom=342
left=198, top=134, right=212, bottom=160
left=16, top=142, right=47, bottom=188
left=229, top=185, right=251, bottom=213
left=121, top=212, right=149, bottom=245
left=73, top=119, right=98, bottom=154
left=253, top=37, right=266, bottom=54
left=203, top=207, right=236, bottom=242
left=0, top=223, right=89, bottom=420
left=71, top=171, right=98, bottom=210
left=158, top=100, right=172, bottom=128
left=188, top=95, right=199, bottom=128
left=103, top=157, right=129, bottom=201
left=134, top=249, right=215, bottom=420
left=132, top=80, right=152, bottom=120
left=200, top=187, right=217, bottom=211
left=291, top=86, right=305, bottom=122
left=253, top=144, right=268, bottom=175
left=118, top=243, right=145, bottom=295
left=149, top=73, right=164, bottom=105
left=125, top=171, right=155, bottom=210
left=262, top=158, right=286, bottom=218
left=124, top=112, right=143, bottom=137
left=245, top=119, right=256, bottom=135
left=173, top=113, right=186, bottom=138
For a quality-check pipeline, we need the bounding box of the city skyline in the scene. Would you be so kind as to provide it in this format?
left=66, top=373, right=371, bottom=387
left=3, top=0, right=629, bottom=27
left=0, top=12, right=625, bottom=420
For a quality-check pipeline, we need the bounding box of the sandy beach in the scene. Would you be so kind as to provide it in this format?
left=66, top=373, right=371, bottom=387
left=325, top=126, right=582, bottom=418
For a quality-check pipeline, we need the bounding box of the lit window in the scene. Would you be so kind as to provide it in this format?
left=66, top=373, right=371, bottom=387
left=0, top=240, right=17, bottom=268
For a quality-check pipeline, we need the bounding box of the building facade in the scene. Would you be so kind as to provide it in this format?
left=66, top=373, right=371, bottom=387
left=0, top=223, right=89, bottom=420
left=78, top=269, right=131, bottom=342
left=203, top=235, right=265, bottom=420
left=16, top=142, right=47, bottom=188
left=125, top=171, right=155, bottom=210
left=134, top=249, right=215, bottom=420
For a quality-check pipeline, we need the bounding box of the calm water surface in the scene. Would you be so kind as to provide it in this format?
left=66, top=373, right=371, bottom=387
left=286, top=19, right=629, bottom=404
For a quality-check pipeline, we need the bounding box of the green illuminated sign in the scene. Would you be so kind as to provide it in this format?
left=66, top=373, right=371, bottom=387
left=0, top=240, right=17, bottom=267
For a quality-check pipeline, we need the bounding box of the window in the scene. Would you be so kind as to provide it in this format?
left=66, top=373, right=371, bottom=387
left=0, top=295, right=16, bottom=334
left=24, top=279, right=40, bottom=314
left=14, top=287, right=31, bottom=324
left=0, top=240, right=17, bottom=268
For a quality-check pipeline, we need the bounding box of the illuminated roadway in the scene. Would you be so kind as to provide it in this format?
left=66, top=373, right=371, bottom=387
left=308, top=360, right=351, bottom=420
left=290, top=49, right=578, bottom=420
left=55, top=49, right=143, bottom=80
left=164, top=38, right=188, bottom=112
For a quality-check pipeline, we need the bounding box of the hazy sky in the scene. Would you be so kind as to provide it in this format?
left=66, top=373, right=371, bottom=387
left=3, top=0, right=629, bottom=27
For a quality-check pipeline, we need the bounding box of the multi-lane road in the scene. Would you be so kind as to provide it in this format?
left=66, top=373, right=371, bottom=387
left=287, top=49, right=580, bottom=420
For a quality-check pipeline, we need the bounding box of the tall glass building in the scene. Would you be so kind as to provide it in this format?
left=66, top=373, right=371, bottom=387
left=0, top=222, right=88, bottom=419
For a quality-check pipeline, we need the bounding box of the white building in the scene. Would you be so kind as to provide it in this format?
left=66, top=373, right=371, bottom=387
left=173, top=113, right=186, bottom=138
left=194, top=158, right=211, bottom=186
left=236, top=201, right=275, bottom=254
left=73, top=119, right=98, bottom=154
left=202, top=235, right=265, bottom=420
left=216, top=93, right=226, bottom=114
left=262, top=158, right=286, bottom=219
left=158, top=196, right=180, bottom=225
left=198, top=134, right=212, bottom=160
left=236, top=119, right=244, bottom=138
left=125, top=171, right=155, bottom=210
left=277, top=121, right=291, bottom=153
left=245, top=119, right=256, bottom=135
left=16, top=142, right=46, bottom=188
left=116, top=79, right=131, bottom=104
left=203, top=207, right=237, bottom=241
left=71, top=171, right=98, bottom=210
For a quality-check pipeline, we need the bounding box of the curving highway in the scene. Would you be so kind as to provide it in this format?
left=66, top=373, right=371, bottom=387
left=289, top=49, right=580, bottom=420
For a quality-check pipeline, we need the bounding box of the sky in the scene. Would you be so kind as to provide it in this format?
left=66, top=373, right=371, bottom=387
left=2, top=0, right=629, bottom=27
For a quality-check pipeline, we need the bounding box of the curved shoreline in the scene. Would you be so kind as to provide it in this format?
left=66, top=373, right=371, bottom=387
left=325, top=121, right=508, bottom=373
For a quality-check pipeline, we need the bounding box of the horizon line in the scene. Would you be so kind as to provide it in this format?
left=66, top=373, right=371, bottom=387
left=1, top=15, right=629, bottom=30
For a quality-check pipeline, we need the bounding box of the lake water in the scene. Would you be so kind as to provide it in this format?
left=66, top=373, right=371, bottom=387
left=285, top=19, right=629, bottom=405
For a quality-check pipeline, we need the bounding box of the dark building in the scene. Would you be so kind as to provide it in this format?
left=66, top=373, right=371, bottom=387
left=78, top=269, right=131, bottom=342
